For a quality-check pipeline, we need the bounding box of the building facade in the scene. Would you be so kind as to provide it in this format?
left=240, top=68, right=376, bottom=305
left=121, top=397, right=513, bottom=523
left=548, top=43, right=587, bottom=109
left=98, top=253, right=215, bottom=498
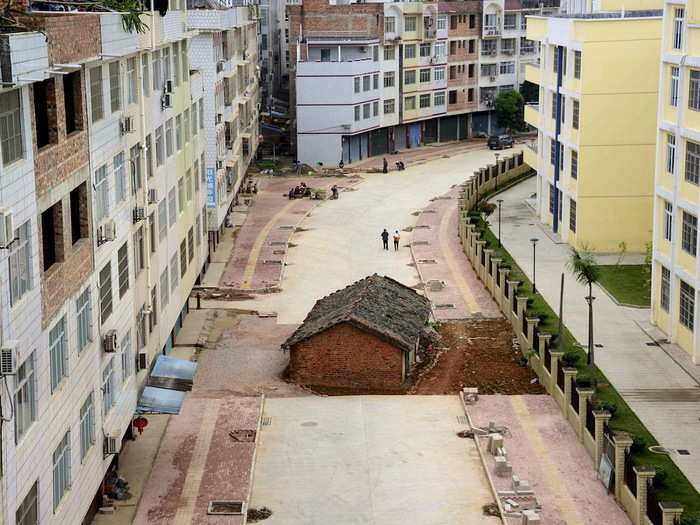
left=523, top=6, right=662, bottom=253
left=650, top=1, right=700, bottom=363
left=0, top=3, right=259, bottom=524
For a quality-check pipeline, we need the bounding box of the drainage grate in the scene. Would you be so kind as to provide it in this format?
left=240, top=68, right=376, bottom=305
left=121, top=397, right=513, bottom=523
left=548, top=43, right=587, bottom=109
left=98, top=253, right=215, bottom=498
left=412, top=241, right=430, bottom=246
left=229, top=429, right=257, bottom=442
left=437, top=196, right=453, bottom=200
left=678, top=449, right=690, bottom=455
left=646, top=342, right=660, bottom=347
left=418, top=259, right=437, bottom=264
left=207, top=501, right=244, bottom=515
left=414, top=225, right=431, bottom=229
left=279, top=225, right=295, bottom=230
left=272, top=250, right=285, bottom=255
left=263, top=260, right=283, bottom=265
left=456, top=415, right=468, bottom=425
left=270, top=241, right=286, bottom=246
left=427, top=280, right=445, bottom=291
left=422, top=209, right=437, bottom=214
left=262, top=417, right=272, bottom=426
left=435, top=303, right=455, bottom=309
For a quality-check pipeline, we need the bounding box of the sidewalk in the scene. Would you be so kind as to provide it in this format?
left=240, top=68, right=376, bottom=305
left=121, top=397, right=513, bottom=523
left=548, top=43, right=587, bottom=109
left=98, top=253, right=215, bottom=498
left=488, top=177, right=700, bottom=490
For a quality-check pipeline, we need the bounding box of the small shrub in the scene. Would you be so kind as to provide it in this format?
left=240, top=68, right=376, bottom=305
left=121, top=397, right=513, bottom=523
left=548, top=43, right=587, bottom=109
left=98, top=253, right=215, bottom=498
left=562, top=352, right=581, bottom=367
left=653, top=467, right=667, bottom=487
left=630, top=434, right=646, bottom=454
left=575, top=374, right=594, bottom=388
left=594, top=400, right=617, bottom=416
left=680, top=514, right=700, bottom=525
left=477, top=202, right=497, bottom=215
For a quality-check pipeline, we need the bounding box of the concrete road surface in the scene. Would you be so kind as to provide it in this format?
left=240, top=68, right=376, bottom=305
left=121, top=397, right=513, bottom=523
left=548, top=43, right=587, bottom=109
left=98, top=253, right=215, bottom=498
left=250, top=396, right=499, bottom=525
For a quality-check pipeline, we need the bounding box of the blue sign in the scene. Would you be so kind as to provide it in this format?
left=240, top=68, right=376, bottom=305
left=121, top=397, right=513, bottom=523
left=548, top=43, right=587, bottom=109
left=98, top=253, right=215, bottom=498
left=206, top=167, right=216, bottom=207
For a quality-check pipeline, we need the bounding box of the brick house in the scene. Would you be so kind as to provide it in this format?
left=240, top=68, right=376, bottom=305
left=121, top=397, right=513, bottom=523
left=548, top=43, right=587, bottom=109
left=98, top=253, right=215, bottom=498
left=283, top=274, right=432, bottom=390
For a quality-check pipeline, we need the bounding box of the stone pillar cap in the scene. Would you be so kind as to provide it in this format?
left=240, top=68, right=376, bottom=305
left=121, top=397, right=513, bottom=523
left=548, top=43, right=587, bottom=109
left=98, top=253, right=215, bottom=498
left=633, top=465, right=656, bottom=475
left=659, top=502, right=683, bottom=510
left=593, top=410, right=612, bottom=418
left=549, top=350, right=565, bottom=357
left=562, top=367, right=578, bottom=374
left=576, top=387, right=595, bottom=395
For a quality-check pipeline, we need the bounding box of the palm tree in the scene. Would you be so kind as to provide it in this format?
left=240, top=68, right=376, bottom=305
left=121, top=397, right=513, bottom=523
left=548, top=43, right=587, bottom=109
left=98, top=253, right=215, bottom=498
left=567, top=248, right=600, bottom=367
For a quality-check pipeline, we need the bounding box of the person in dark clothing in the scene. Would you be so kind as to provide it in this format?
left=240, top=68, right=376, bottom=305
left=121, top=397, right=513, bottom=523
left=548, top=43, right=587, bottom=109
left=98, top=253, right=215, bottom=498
left=383, top=157, right=388, bottom=174
left=381, top=229, right=389, bottom=250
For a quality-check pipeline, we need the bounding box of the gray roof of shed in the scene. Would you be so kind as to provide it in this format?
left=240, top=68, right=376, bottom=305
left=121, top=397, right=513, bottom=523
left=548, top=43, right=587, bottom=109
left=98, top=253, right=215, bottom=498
left=282, top=274, right=431, bottom=352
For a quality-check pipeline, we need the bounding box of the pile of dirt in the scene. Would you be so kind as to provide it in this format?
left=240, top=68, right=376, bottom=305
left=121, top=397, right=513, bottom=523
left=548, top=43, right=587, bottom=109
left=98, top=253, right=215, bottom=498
left=411, top=319, right=544, bottom=395
left=247, top=507, right=273, bottom=522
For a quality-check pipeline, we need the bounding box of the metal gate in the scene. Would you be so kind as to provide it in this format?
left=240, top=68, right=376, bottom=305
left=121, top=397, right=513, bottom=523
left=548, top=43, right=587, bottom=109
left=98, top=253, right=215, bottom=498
left=394, top=125, right=407, bottom=150
left=349, top=135, right=361, bottom=163
left=342, top=136, right=350, bottom=164
left=440, top=116, right=459, bottom=142
left=360, top=133, right=369, bottom=160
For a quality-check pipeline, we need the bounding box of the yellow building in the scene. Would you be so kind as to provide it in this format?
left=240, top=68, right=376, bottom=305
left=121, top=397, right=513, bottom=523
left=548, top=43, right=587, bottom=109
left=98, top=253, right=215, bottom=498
left=523, top=7, right=662, bottom=253
left=651, top=1, right=700, bottom=362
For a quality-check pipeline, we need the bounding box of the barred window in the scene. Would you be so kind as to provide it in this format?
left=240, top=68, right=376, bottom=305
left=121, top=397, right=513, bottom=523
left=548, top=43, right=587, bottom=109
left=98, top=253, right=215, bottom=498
left=660, top=266, right=670, bottom=312
left=670, top=66, right=679, bottom=107
left=572, top=99, right=579, bottom=129
left=0, top=89, right=24, bottom=165
left=686, top=140, right=700, bottom=184
left=9, top=221, right=32, bottom=305
left=689, top=70, right=700, bottom=111
left=571, top=150, right=578, bottom=179
left=667, top=134, right=676, bottom=174
left=664, top=201, right=673, bottom=241
left=681, top=211, right=697, bottom=255
left=79, top=392, right=95, bottom=460
left=679, top=280, right=695, bottom=331
left=52, top=431, right=71, bottom=510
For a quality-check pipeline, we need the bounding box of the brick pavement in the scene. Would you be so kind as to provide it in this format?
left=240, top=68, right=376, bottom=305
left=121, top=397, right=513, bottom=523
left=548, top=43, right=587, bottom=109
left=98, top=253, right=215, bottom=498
left=411, top=185, right=502, bottom=321
left=220, top=176, right=357, bottom=289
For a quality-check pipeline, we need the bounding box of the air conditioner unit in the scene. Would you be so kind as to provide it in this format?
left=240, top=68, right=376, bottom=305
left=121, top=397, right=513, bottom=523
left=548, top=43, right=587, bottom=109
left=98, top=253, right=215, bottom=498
left=148, top=188, right=158, bottom=204
left=132, top=207, right=146, bottom=224
left=161, top=94, right=172, bottom=109
left=137, top=351, right=148, bottom=371
left=0, top=341, right=18, bottom=376
left=102, top=329, right=118, bottom=353
left=104, top=434, right=121, bottom=455
left=103, top=220, right=116, bottom=241
left=0, top=207, right=14, bottom=248
left=216, top=113, right=223, bottom=124
left=216, top=160, right=223, bottom=169
left=165, top=80, right=174, bottom=93
left=120, top=116, right=135, bottom=135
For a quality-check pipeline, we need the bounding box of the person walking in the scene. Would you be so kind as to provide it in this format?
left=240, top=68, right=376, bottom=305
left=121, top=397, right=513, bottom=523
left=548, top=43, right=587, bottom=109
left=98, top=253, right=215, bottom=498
left=392, top=230, right=400, bottom=251
left=381, top=229, right=389, bottom=250
left=383, top=157, right=388, bottom=174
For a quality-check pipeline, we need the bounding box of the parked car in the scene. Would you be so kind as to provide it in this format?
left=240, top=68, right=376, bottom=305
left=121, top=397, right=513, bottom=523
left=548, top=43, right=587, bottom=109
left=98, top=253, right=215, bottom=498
left=488, top=135, right=515, bottom=149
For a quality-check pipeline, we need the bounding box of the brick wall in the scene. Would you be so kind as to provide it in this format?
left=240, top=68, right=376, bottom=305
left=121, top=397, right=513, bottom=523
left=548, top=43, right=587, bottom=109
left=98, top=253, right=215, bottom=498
left=446, top=4, right=480, bottom=114
left=288, top=322, right=407, bottom=390
left=34, top=14, right=101, bottom=65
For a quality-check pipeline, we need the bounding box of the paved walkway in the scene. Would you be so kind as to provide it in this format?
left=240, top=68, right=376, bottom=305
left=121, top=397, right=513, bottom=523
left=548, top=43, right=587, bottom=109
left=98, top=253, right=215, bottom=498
left=250, top=396, right=499, bottom=525
left=411, top=185, right=502, bottom=320
left=468, top=395, right=631, bottom=525
left=350, top=139, right=487, bottom=170
left=489, top=178, right=700, bottom=489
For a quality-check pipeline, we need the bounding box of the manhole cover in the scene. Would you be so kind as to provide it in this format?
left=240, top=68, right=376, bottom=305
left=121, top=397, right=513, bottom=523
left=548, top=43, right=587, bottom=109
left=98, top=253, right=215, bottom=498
left=649, top=446, right=672, bottom=455
left=412, top=241, right=430, bottom=246
left=270, top=241, right=286, bottom=246
left=418, top=259, right=437, bottom=264
left=678, top=449, right=690, bottom=455
left=263, top=260, right=282, bottom=265
left=208, top=501, right=244, bottom=515
left=435, top=304, right=455, bottom=309
left=272, top=250, right=285, bottom=255
left=414, top=225, right=431, bottom=229
left=279, top=225, right=294, bottom=230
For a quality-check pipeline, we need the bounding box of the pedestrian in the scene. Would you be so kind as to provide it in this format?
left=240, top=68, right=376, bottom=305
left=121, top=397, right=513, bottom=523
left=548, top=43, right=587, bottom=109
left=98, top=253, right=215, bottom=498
left=393, top=230, right=400, bottom=251
left=381, top=229, right=389, bottom=250
left=383, top=157, right=388, bottom=174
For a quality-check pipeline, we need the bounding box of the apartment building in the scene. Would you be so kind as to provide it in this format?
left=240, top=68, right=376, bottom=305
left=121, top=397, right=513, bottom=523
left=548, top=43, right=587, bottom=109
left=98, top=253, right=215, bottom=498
left=0, top=2, right=258, bottom=524
left=650, top=2, right=700, bottom=363
left=473, top=0, right=551, bottom=133
left=523, top=5, right=662, bottom=253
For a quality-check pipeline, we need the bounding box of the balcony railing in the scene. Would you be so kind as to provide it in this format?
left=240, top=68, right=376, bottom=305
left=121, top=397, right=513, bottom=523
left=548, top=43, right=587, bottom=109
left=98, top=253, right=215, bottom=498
left=481, top=49, right=497, bottom=57
left=483, top=26, right=501, bottom=37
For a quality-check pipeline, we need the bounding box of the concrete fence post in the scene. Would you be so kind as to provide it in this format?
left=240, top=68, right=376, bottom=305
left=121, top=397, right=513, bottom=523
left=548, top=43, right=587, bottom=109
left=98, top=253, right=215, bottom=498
left=563, top=367, right=578, bottom=417
left=593, top=410, right=612, bottom=467
left=498, top=267, right=510, bottom=309
left=614, top=433, right=634, bottom=502
left=634, top=465, right=656, bottom=524
left=549, top=350, right=564, bottom=406
left=475, top=240, right=487, bottom=279
left=483, top=249, right=495, bottom=291
left=660, top=502, right=684, bottom=525
left=538, top=333, right=552, bottom=380
left=525, top=317, right=539, bottom=351
left=576, top=388, right=595, bottom=441
left=490, top=257, right=502, bottom=296
left=514, top=296, right=529, bottom=343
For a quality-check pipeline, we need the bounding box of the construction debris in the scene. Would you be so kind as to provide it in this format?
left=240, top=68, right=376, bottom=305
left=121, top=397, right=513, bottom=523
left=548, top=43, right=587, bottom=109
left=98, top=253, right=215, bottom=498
left=482, top=502, right=501, bottom=517
left=247, top=507, right=273, bottom=522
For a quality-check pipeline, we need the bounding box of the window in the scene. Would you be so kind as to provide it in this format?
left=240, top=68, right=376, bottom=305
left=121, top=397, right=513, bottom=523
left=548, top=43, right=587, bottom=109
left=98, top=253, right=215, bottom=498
left=690, top=70, right=700, bottom=111
left=363, top=103, right=370, bottom=119
left=419, top=69, right=431, bottom=83
left=141, top=53, right=150, bottom=97
left=109, top=61, right=122, bottom=114
left=89, top=67, right=104, bottom=122
left=373, top=73, right=379, bottom=90
left=8, top=220, right=32, bottom=306
left=121, top=329, right=132, bottom=383
left=76, top=287, right=92, bottom=353
left=504, top=13, right=516, bottom=29
left=188, top=227, right=195, bottom=263
left=384, top=99, right=395, bottom=114
left=63, top=71, right=83, bottom=135
left=168, top=187, right=177, bottom=226
left=354, top=77, right=360, bottom=93
left=16, top=482, right=38, bottom=525
left=152, top=50, right=162, bottom=91
left=149, top=211, right=156, bottom=254
left=186, top=169, right=193, bottom=202
left=13, top=352, right=36, bottom=442
left=199, top=98, right=204, bottom=129
left=384, top=16, right=395, bottom=33
left=99, top=262, right=112, bottom=323
left=162, top=46, right=171, bottom=84
left=549, top=184, right=555, bottom=213
left=469, top=39, right=475, bottom=54
left=405, top=70, right=416, bottom=85
left=673, top=8, right=684, bottom=51
left=685, top=140, right=700, bottom=184
left=561, top=96, right=566, bottom=123
left=155, top=126, right=164, bottom=166
left=450, top=15, right=458, bottom=30
left=133, top=227, right=145, bottom=276
left=434, top=91, right=445, bottom=106
left=664, top=201, right=673, bottom=241
left=145, top=134, right=153, bottom=179
left=173, top=41, right=181, bottom=85
left=405, top=44, right=416, bottom=59
left=679, top=280, right=695, bottom=331
left=569, top=199, right=577, bottom=232
left=434, top=41, right=446, bottom=57
left=41, top=202, right=63, bottom=271
left=419, top=94, right=431, bottom=108
left=165, top=118, right=173, bottom=156
left=53, top=431, right=71, bottom=511
left=49, top=315, right=67, bottom=392
left=384, top=46, right=395, bottom=60
left=117, top=242, right=129, bottom=298
left=405, top=96, right=416, bottom=110
left=572, top=99, right=579, bottom=129
left=469, top=14, right=475, bottom=28
left=79, top=393, right=95, bottom=461
left=170, top=253, right=179, bottom=292
left=468, top=64, right=475, bottom=78
left=363, top=75, right=370, bottom=91
left=437, top=16, right=447, bottom=30
left=373, top=101, right=379, bottom=117
left=353, top=105, right=360, bottom=122
left=405, top=15, right=416, bottom=32
left=384, top=72, right=395, bottom=88
left=192, top=102, right=198, bottom=137
left=160, top=268, right=169, bottom=309
left=499, top=61, right=515, bottom=75
left=559, top=143, right=564, bottom=170
left=196, top=214, right=202, bottom=247
left=681, top=211, right=697, bottom=255
left=373, top=45, right=379, bottom=62
left=175, top=114, right=182, bottom=150
left=178, top=177, right=185, bottom=212
left=420, top=43, right=431, bottom=57
left=660, top=266, right=671, bottom=312
left=550, top=139, right=556, bottom=165
left=102, top=358, right=114, bottom=416
left=571, top=150, right=578, bottom=179
left=449, top=90, right=457, bottom=104
left=184, top=109, right=190, bottom=143
left=467, top=88, right=474, bottom=102
left=670, top=66, right=680, bottom=107
left=665, top=134, right=676, bottom=175
left=434, top=67, right=445, bottom=81
left=111, top=152, right=126, bottom=203
left=33, top=79, right=56, bottom=149
left=551, top=94, right=557, bottom=120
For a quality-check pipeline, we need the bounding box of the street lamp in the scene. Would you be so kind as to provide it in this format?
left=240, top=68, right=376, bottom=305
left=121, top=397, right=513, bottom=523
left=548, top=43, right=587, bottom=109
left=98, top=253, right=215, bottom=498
left=585, top=295, right=596, bottom=366
left=530, top=237, right=539, bottom=293
left=497, top=199, right=504, bottom=248
left=494, top=152, right=500, bottom=191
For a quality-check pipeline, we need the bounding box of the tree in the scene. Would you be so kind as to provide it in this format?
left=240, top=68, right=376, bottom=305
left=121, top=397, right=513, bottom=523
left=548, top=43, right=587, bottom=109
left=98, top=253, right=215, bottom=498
left=519, top=81, right=539, bottom=104
left=495, top=90, right=525, bottom=132
left=567, top=248, right=600, bottom=368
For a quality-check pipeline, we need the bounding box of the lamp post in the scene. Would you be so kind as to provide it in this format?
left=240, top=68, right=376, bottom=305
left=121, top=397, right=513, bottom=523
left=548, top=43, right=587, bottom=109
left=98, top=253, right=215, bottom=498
left=494, top=152, right=500, bottom=191
left=497, top=199, right=504, bottom=248
left=530, top=237, right=539, bottom=293
left=585, top=295, right=596, bottom=366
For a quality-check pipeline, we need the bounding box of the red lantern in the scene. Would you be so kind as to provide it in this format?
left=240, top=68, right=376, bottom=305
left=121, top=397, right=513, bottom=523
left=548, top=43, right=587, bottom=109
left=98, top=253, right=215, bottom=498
left=133, top=416, right=149, bottom=434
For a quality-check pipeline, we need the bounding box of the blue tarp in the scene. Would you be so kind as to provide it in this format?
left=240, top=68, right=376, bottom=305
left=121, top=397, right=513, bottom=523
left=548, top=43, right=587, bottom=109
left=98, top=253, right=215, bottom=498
left=148, top=354, right=197, bottom=391
left=262, top=124, right=285, bottom=133
left=137, top=386, right=186, bottom=415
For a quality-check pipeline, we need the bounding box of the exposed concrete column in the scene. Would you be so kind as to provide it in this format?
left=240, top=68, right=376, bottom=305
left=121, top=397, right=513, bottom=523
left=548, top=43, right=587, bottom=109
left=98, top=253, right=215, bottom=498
left=614, top=433, right=633, bottom=501
left=593, top=410, right=612, bottom=467
left=576, top=388, right=595, bottom=442
left=634, top=465, right=656, bottom=523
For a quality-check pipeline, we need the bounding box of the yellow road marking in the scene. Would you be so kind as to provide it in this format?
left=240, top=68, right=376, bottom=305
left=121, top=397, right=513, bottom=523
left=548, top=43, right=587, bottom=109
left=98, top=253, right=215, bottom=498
left=510, top=396, right=584, bottom=525
left=173, top=400, right=220, bottom=525
left=438, top=204, right=482, bottom=314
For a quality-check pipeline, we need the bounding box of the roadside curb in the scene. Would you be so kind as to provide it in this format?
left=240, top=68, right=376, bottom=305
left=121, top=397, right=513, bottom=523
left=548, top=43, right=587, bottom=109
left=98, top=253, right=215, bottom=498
left=244, top=393, right=266, bottom=525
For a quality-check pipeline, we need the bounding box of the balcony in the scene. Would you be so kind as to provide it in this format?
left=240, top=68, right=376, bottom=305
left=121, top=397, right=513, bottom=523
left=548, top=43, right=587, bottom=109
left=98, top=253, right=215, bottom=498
left=524, top=103, right=540, bottom=128
left=0, top=32, right=47, bottom=85
left=481, top=49, right=497, bottom=57
left=525, top=62, right=540, bottom=85
left=483, top=26, right=501, bottom=38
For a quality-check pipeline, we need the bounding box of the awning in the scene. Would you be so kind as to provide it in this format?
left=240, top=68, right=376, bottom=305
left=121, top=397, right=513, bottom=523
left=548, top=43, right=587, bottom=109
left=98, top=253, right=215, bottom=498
left=147, top=355, right=197, bottom=391
left=137, top=386, right=186, bottom=415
